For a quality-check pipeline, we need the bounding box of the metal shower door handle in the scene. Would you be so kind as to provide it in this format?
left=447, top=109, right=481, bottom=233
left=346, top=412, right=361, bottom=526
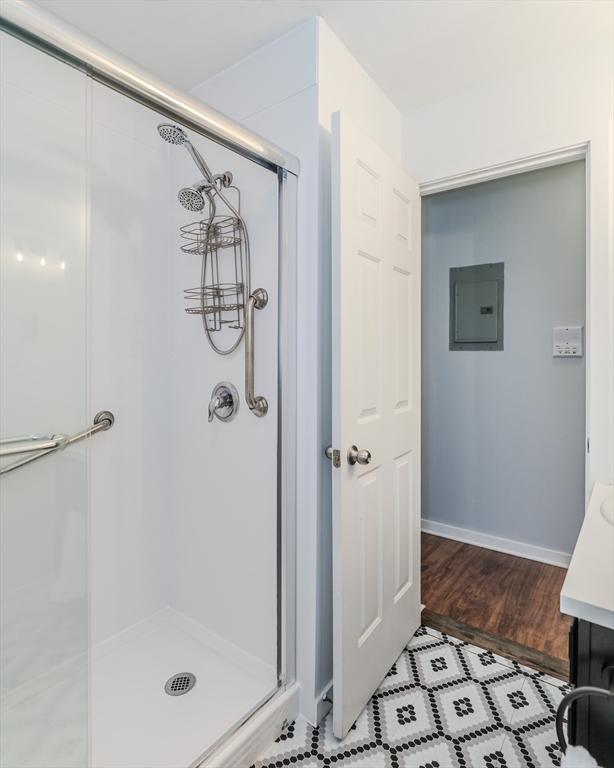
left=245, top=288, right=268, bottom=417
left=0, top=411, right=115, bottom=476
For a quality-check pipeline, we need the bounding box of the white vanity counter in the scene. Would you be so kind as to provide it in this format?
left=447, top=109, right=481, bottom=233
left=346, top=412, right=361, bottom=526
left=561, top=483, right=614, bottom=629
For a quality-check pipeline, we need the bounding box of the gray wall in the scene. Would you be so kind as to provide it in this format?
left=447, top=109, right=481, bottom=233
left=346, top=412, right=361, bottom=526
left=422, top=161, right=586, bottom=555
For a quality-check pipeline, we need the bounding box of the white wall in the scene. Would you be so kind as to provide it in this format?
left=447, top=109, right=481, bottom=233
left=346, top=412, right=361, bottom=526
left=89, top=82, right=171, bottom=645
left=89, top=81, right=280, bottom=677
left=192, top=16, right=403, bottom=724
left=422, top=162, right=586, bottom=559
left=403, top=40, right=614, bottom=494
left=317, top=20, right=402, bottom=163
left=167, top=129, right=279, bottom=672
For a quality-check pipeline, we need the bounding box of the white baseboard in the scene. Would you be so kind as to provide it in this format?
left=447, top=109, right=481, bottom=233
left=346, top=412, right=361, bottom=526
left=421, top=519, right=571, bottom=568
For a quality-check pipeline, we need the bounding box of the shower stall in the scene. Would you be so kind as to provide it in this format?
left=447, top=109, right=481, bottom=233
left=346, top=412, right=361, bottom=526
left=0, top=6, right=297, bottom=768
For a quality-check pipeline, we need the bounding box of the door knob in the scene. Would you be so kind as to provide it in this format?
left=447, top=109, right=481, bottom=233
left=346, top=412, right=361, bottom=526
left=347, top=445, right=372, bottom=466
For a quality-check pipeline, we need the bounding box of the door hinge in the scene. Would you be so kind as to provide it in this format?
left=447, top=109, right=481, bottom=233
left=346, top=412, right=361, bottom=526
left=587, top=437, right=590, bottom=453
left=325, top=446, right=341, bottom=468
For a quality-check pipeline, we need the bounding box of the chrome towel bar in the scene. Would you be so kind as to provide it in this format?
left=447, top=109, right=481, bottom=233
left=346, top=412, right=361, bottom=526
left=1, top=435, right=63, bottom=456
left=0, top=410, right=114, bottom=476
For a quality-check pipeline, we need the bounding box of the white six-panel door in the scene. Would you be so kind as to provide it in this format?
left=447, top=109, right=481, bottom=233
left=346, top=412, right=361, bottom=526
left=331, top=112, right=421, bottom=738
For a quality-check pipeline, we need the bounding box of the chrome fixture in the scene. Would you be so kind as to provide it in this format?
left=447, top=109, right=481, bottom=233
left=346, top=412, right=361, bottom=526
left=1, top=434, right=66, bottom=456
left=159, top=123, right=253, bottom=356
left=325, top=445, right=371, bottom=467
left=0, top=411, right=115, bottom=476
left=347, top=445, right=372, bottom=466
left=160, top=124, right=271, bottom=418
left=180, top=210, right=247, bottom=346
left=157, top=123, right=188, bottom=146
left=158, top=123, right=216, bottom=183
left=208, top=382, right=239, bottom=423
left=245, top=288, right=268, bottom=417
left=178, top=175, right=233, bottom=214
left=178, top=183, right=208, bottom=212
left=164, top=672, right=197, bottom=697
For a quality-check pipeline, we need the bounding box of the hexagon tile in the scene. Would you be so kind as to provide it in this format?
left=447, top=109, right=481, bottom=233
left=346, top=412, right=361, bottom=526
left=251, top=626, right=571, bottom=768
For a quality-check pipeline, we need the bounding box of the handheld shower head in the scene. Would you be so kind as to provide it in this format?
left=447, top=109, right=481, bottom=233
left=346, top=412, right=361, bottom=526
left=157, top=122, right=216, bottom=184
left=157, top=123, right=188, bottom=145
left=178, top=185, right=206, bottom=212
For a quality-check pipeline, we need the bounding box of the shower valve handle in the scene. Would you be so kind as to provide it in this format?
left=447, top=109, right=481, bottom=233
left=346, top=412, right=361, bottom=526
left=207, top=395, right=223, bottom=422
left=208, top=382, right=239, bottom=423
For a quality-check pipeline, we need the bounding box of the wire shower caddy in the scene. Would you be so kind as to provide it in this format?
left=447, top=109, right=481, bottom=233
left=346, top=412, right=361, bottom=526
left=180, top=183, right=251, bottom=355
left=158, top=122, right=269, bottom=416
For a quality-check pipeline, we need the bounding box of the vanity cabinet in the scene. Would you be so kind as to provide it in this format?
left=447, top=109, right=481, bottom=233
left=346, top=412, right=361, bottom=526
left=568, top=618, right=614, bottom=768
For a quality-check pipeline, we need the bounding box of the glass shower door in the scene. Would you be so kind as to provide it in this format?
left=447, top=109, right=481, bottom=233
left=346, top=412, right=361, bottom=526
left=0, top=32, right=89, bottom=768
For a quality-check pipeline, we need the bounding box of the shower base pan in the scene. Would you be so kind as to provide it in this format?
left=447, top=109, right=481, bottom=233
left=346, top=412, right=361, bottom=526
left=91, top=608, right=276, bottom=768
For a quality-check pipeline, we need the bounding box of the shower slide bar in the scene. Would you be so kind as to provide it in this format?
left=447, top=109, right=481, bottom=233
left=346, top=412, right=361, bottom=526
left=0, top=410, right=115, bottom=476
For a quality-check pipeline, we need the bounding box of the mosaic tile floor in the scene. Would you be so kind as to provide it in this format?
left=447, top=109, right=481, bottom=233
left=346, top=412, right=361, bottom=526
left=253, top=626, right=571, bottom=768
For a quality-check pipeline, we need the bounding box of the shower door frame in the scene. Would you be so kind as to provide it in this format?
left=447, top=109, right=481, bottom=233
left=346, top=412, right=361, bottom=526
left=0, top=0, right=299, bottom=759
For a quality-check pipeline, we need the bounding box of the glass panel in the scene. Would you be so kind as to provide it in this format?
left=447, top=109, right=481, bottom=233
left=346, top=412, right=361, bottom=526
left=85, top=87, right=280, bottom=767
left=0, top=33, right=89, bottom=768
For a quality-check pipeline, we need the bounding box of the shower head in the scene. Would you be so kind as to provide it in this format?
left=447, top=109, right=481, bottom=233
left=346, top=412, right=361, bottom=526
left=178, top=185, right=206, bottom=212
left=157, top=123, right=188, bottom=145
left=157, top=123, right=216, bottom=185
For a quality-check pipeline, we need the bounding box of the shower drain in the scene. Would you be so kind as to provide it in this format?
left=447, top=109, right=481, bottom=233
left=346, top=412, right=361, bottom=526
left=164, top=672, right=196, bottom=696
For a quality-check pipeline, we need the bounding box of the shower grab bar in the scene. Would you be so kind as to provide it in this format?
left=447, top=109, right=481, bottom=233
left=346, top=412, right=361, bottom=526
left=0, top=411, right=115, bottom=476
left=245, top=289, right=268, bottom=417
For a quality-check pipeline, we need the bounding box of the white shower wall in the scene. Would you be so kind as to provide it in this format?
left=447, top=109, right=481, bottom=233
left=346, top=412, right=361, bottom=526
left=89, top=83, right=172, bottom=645
left=167, top=142, right=279, bottom=669
left=89, top=81, right=279, bottom=672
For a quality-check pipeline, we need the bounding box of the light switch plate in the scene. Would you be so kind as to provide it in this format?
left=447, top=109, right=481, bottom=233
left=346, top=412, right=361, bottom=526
left=553, top=326, right=583, bottom=357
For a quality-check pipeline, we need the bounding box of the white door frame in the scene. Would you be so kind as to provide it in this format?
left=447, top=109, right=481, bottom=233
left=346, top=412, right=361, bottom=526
left=419, top=141, right=593, bottom=506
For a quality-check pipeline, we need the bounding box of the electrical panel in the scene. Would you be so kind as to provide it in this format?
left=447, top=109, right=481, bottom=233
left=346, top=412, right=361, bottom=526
left=449, top=263, right=504, bottom=351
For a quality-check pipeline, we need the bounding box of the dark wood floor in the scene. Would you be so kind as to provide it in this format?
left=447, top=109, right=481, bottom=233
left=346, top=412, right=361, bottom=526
left=421, top=533, right=571, bottom=666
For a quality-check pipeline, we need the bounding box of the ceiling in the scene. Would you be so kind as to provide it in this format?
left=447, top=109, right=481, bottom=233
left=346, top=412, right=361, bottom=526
left=34, top=0, right=611, bottom=113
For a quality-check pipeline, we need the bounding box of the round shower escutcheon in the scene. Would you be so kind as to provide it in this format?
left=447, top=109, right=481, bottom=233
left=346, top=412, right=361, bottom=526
left=208, top=381, right=240, bottom=422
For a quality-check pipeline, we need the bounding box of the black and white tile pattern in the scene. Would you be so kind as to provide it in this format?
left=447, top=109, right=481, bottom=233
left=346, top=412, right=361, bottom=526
left=252, top=626, right=571, bottom=768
